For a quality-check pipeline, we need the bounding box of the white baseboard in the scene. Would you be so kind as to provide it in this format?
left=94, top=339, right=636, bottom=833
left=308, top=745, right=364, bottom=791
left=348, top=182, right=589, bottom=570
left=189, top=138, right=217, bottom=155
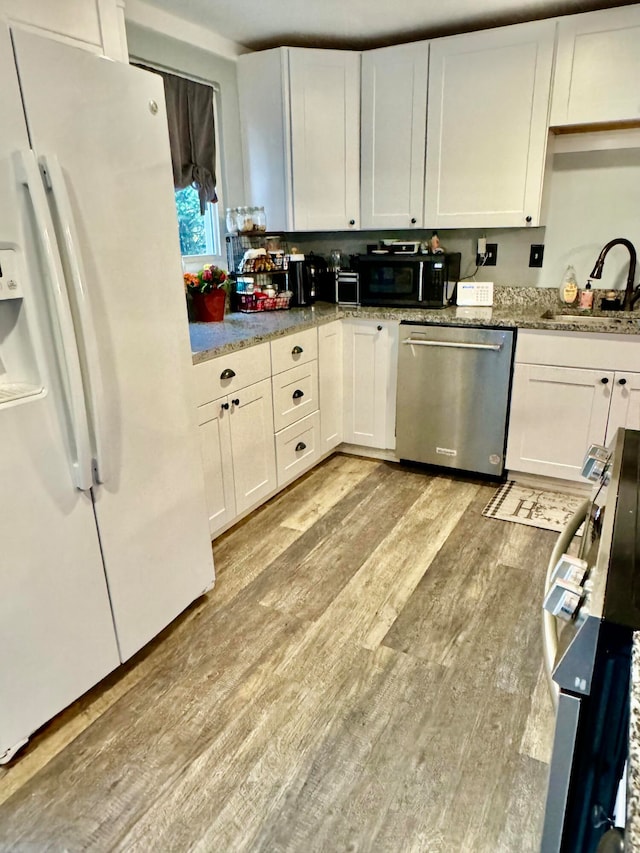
left=506, top=470, right=591, bottom=497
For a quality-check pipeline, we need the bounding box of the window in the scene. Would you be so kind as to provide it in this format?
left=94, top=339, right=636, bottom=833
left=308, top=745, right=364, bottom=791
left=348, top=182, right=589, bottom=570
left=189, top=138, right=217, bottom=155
left=175, top=186, right=220, bottom=257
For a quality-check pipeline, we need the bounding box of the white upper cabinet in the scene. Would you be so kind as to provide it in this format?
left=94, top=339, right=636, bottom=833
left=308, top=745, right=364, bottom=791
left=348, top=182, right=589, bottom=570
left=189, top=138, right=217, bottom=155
left=361, top=42, right=429, bottom=230
left=0, top=0, right=127, bottom=61
left=551, top=6, right=640, bottom=127
left=238, top=47, right=360, bottom=232
left=424, top=20, right=555, bottom=228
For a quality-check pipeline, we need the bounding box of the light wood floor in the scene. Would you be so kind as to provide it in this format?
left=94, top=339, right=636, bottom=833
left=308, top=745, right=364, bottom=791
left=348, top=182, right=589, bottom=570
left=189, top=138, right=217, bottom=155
left=0, top=454, right=557, bottom=852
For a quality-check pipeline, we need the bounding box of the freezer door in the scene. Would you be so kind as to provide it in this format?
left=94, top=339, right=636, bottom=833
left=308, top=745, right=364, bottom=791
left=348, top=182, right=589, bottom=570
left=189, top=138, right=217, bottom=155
left=12, top=29, right=214, bottom=661
left=396, top=324, right=515, bottom=476
left=0, top=24, right=120, bottom=760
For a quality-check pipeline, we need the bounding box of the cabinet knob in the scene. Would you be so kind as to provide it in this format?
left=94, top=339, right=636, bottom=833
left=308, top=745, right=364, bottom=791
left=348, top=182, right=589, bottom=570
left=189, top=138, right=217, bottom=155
left=292, top=345, right=303, bottom=355
left=221, top=402, right=229, bottom=411
left=232, top=398, right=240, bottom=406
left=220, top=368, right=236, bottom=380
left=601, top=377, right=609, bottom=385
left=349, top=219, right=355, bottom=226
left=377, top=325, right=383, bottom=331
left=410, top=217, right=417, bottom=224
left=295, top=442, right=306, bottom=452
left=525, top=215, right=532, bottom=223
left=618, top=377, right=627, bottom=386
left=292, top=389, right=304, bottom=399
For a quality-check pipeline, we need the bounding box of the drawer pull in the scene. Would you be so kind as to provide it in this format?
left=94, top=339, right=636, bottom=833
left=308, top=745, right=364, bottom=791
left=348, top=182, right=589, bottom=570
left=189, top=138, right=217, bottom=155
left=292, top=389, right=304, bottom=400
left=232, top=398, right=240, bottom=406
left=295, top=442, right=306, bottom=452
left=221, top=402, right=229, bottom=411
left=220, top=368, right=236, bottom=381
left=291, top=345, right=303, bottom=355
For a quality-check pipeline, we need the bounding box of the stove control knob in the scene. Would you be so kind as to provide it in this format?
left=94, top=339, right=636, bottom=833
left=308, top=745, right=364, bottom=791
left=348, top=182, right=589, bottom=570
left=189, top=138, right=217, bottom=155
left=543, top=579, right=584, bottom=622
left=581, top=444, right=610, bottom=482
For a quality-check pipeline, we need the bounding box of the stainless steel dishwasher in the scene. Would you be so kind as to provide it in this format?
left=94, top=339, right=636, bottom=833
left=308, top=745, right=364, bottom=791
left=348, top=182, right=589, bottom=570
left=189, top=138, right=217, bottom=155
left=396, top=322, right=515, bottom=476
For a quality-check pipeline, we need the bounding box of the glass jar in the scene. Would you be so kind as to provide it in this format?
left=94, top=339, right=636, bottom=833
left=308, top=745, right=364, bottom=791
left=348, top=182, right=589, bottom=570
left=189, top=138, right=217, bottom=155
left=225, top=208, right=238, bottom=235
left=254, top=206, right=267, bottom=232
left=241, top=206, right=255, bottom=233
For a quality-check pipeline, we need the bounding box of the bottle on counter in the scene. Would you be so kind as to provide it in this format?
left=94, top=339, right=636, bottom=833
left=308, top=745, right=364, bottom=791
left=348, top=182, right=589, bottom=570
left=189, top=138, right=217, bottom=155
left=559, top=265, right=579, bottom=306
left=579, top=280, right=594, bottom=311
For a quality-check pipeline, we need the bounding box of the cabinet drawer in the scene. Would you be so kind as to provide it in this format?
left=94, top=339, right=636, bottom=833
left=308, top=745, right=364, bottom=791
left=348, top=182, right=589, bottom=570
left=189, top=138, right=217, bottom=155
left=270, top=327, right=318, bottom=375
left=193, top=342, right=271, bottom=407
left=272, top=361, right=319, bottom=431
left=515, top=330, right=640, bottom=371
left=275, top=411, right=320, bottom=487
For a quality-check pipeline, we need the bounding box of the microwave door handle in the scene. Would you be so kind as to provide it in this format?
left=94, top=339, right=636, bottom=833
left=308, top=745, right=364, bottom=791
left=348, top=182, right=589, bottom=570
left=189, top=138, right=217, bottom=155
left=41, top=153, right=109, bottom=484
left=542, top=498, right=591, bottom=709
left=418, top=262, right=423, bottom=302
left=15, top=150, right=93, bottom=492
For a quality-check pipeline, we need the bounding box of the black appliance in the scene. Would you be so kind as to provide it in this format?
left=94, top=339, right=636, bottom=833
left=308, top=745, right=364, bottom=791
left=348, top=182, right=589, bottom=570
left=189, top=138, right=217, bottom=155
left=288, top=253, right=326, bottom=307
left=541, top=428, right=640, bottom=852
left=356, top=252, right=461, bottom=308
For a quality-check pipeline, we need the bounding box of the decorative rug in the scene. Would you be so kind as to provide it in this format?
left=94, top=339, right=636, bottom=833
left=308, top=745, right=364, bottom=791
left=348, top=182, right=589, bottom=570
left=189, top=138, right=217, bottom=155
left=482, top=481, right=586, bottom=533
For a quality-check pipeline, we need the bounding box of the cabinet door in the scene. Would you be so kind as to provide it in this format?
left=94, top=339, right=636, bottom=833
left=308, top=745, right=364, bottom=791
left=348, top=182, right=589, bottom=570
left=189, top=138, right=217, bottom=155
left=229, top=378, right=277, bottom=516
left=506, top=364, right=613, bottom=481
left=318, top=320, right=343, bottom=452
left=197, top=398, right=236, bottom=537
left=606, top=372, right=640, bottom=444
left=425, top=20, right=555, bottom=228
left=361, top=42, right=429, bottom=230
left=551, top=7, right=640, bottom=127
left=343, top=320, right=398, bottom=450
left=0, top=0, right=126, bottom=60
left=288, top=48, right=360, bottom=231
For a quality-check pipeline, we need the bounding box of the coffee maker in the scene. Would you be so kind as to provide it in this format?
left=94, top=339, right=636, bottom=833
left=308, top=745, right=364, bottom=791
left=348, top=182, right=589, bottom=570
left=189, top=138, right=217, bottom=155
left=287, top=253, right=327, bottom=307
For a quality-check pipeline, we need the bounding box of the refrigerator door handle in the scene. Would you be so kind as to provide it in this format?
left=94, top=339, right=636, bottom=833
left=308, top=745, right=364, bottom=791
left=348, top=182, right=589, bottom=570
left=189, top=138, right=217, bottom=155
left=15, top=150, right=93, bottom=491
left=41, top=154, right=109, bottom=484
left=542, top=499, right=591, bottom=709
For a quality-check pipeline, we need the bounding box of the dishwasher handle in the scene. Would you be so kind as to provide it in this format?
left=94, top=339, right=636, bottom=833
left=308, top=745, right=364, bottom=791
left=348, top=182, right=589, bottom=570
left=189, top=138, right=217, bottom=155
left=403, top=338, right=502, bottom=352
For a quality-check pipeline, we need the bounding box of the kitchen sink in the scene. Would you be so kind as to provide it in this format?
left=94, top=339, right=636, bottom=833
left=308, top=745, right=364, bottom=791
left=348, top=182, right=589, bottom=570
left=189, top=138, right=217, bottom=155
left=540, top=311, right=640, bottom=327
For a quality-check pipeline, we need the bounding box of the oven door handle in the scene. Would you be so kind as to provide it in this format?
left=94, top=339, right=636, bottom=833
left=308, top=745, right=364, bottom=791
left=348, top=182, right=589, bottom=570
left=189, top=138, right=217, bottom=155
left=542, top=499, right=591, bottom=709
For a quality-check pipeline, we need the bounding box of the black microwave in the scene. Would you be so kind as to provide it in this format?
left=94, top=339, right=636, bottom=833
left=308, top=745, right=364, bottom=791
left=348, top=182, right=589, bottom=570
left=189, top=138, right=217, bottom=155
left=356, top=253, right=461, bottom=308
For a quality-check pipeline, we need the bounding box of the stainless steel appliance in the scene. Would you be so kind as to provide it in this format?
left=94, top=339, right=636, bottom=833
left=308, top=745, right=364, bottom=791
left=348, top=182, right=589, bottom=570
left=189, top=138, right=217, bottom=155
left=395, top=322, right=515, bottom=476
left=541, top=429, right=640, bottom=852
left=287, top=253, right=321, bottom=306
left=357, top=252, right=461, bottom=308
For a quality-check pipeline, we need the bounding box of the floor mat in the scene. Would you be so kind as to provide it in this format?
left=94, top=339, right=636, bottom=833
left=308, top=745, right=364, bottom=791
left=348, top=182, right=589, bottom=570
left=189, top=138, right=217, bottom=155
left=482, top=480, right=586, bottom=533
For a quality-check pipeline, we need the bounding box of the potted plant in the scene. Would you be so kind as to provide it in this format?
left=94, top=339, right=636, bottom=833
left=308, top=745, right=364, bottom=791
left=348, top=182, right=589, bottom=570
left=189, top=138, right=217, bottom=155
left=184, top=265, right=228, bottom=322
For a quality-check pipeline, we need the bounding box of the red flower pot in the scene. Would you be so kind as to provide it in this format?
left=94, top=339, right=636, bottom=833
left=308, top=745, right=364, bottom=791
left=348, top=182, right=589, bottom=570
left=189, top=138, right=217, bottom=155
left=193, top=289, right=225, bottom=322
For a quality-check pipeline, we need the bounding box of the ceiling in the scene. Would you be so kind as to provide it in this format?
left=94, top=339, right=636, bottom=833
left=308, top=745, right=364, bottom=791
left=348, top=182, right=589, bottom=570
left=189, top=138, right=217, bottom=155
left=139, top=0, right=636, bottom=51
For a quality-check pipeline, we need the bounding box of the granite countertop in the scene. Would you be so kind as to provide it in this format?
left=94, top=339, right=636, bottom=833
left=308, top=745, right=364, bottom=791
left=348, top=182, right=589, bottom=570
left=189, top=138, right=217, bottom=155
left=190, top=286, right=640, bottom=364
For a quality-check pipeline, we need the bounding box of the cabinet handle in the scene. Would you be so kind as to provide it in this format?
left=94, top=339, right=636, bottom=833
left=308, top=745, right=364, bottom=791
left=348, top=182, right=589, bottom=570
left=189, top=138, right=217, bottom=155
left=220, top=368, right=236, bottom=380
left=525, top=215, right=532, bottom=223
left=377, top=325, right=383, bottom=331
left=291, top=345, right=303, bottom=355
left=232, top=398, right=240, bottom=406
left=601, top=377, right=609, bottom=385
left=292, top=389, right=304, bottom=400
left=221, top=402, right=229, bottom=411
left=295, top=442, right=306, bottom=452
left=618, top=378, right=627, bottom=386
left=410, top=217, right=417, bottom=224
left=349, top=219, right=355, bottom=226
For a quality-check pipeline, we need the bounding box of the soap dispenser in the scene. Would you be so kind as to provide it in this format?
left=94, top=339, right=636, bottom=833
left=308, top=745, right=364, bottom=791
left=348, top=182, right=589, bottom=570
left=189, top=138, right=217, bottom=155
left=559, top=265, right=579, bottom=306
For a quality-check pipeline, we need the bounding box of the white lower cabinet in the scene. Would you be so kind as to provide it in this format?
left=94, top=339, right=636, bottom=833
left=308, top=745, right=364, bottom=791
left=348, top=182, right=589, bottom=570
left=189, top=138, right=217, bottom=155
left=506, top=330, right=640, bottom=481
left=342, top=319, right=399, bottom=450
left=272, top=360, right=319, bottom=432
left=318, top=320, right=343, bottom=452
left=275, top=411, right=320, bottom=487
left=197, top=377, right=277, bottom=537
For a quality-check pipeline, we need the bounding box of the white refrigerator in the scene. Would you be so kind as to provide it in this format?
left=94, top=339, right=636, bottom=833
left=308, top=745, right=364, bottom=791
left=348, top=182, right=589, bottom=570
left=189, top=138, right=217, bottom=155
left=0, top=24, right=214, bottom=763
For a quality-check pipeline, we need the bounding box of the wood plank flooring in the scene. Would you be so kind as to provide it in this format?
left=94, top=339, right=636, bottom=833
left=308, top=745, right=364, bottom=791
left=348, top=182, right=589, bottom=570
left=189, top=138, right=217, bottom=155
left=0, top=454, right=557, bottom=852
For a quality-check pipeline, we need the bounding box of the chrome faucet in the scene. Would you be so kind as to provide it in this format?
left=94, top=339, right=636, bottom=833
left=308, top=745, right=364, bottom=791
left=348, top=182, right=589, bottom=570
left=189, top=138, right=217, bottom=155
left=589, top=238, right=639, bottom=311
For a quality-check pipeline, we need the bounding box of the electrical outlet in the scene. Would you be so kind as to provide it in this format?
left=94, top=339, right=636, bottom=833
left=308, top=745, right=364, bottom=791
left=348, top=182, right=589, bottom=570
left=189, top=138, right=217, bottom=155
left=477, top=243, right=497, bottom=266
left=529, top=244, right=544, bottom=268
